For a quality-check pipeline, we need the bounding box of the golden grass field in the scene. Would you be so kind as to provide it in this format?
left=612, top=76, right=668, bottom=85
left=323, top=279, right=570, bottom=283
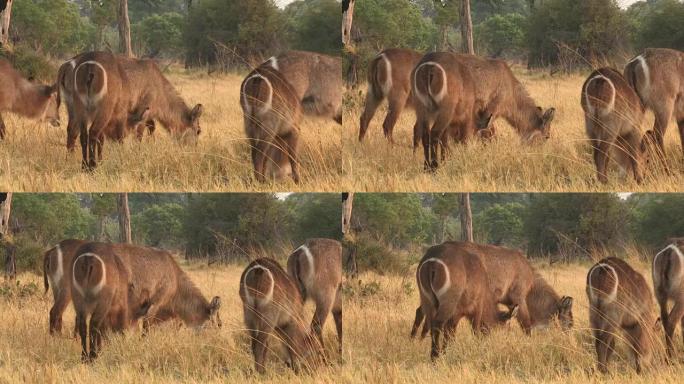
left=344, top=255, right=684, bottom=384
left=0, top=68, right=341, bottom=192
left=0, top=258, right=344, bottom=384
left=343, top=69, right=684, bottom=192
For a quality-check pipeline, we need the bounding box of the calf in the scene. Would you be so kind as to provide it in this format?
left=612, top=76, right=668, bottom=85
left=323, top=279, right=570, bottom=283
left=287, top=238, right=342, bottom=354
left=587, top=257, right=657, bottom=374
left=240, top=258, right=322, bottom=373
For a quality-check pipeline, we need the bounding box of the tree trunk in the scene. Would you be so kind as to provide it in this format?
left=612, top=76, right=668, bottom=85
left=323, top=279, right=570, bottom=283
left=459, top=193, right=473, bottom=242
left=118, top=0, right=133, bottom=57
left=438, top=24, right=448, bottom=51
left=0, top=192, right=11, bottom=237
left=342, top=192, right=354, bottom=235
left=3, top=241, right=15, bottom=280
left=342, top=0, right=355, bottom=46
left=460, top=0, right=474, bottom=54
left=0, top=0, right=12, bottom=48
left=118, top=193, right=132, bottom=244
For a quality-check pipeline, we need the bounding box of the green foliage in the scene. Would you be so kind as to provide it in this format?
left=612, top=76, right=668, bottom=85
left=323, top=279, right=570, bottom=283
left=477, top=13, right=526, bottom=58
left=0, top=280, right=40, bottom=300
left=475, top=203, right=525, bottom=247
left=351, top=235, right=412, bottom=275
left=355, top=0, right=436, bottom=50
left=629, top=0, right=684, bottom=51
left=132, top=203, right=185, bottom=247
left=0, top=46, right=56, bottom=82
left=630, top=194, right=684, bottom=249
left=133, top=12, right=185, bottom=57
left=285, top=194, right=341, bottom=244
left=11, top=0, right=92, bottom=56
left=285, top=0, right=341, bottom=55
left=11, top=194, right=93, bottom=244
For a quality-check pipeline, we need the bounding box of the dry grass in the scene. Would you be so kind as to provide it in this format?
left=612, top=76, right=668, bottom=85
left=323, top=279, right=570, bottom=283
left=344, top=256, right=684, bottom=383
left=343, top=69, right=684, bottom=192
left=0, top=68, right=341, bottom=192
left=0, top=261, right=343, bottom=383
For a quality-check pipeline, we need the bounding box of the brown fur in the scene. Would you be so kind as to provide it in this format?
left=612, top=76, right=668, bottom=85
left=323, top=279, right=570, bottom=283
left=72, top=51, right=202, bottom=169
left=581, top=67, right=649, bottom=184
left=287, top=238, right=342, bottom=355
left=43, top=239, right=89, bottom=335
left=625, top=48, right=684, bottom=159
left=261, top=50, right=342, bottom=124
left=416, top=242, right=518, bottom=360
left=239, top=258, right=322, bottom=374
left=240, top=65, right=302, bottom=183
left=411, top=241, right=573, bottom=338
left=0, top=58, right=59, bottom=139
left=411, top=52, right=477, bottom=171
left=586, top=257, right=657, bottom=374
left=652, top=239, right=684, bottom=359
left=358, top=48, right=423, bottom=143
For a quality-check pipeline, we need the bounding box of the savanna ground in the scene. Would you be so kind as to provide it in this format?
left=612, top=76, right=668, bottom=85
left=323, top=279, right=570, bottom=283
left=343, top=68, right=684, bottom=192
left=0, top=255, right=344, bottom=383
left=344, top=254, right=684, bottom=384
left=0, top=68, right=341, bottom=192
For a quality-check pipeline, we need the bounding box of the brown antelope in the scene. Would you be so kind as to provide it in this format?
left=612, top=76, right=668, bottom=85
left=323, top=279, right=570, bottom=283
left=0, top=58, right=60, bottom=139
left=412, top=52, right=477, bottom=170
left=261, top=50, right=342, bottom=124
left=411, top=241, right=573, bottom=338
left=586, top=257, right=657, bottom=374
left=240, top=257, right=322, bottom=374
left=416, top=242, right=518, bottom=360
left=240, top=65, right=302, bottom=183
left=652, top=240, right=684, bottom=359
left=43, top=238, right=88, bottom=334
left=625, top=48, right=684, bottom=159
left=72, top=51, right=203, bottom=169
left=287, top=238, right=342, bottom=355
left=581, top=67, right=649, bottom=184
left=57, top=55, right=155, bottom=152
left=358, top=48, right=423, bottom=143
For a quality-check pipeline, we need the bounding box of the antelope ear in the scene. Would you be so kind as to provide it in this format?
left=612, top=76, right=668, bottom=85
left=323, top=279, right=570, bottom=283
left=559, top=296, right=573, bottom=310
left=209, top=296, right=221, bottom=313
left=130, top=107, right=151, bottom=125
left=543, top=108, right=556, bottom=124
left=190, top=104, right=203, bottom=121
left=136, top=299, right=153, bottom=318
left=654, top=317, right=662, bottom=329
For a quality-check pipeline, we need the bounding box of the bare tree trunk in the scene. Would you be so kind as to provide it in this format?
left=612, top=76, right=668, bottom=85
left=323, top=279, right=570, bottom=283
left=343, top=0, right=359, bottom=88
left=0, top=192, right=11, bottom=237
left=0, top=0, right=12, bottom=48
left=438, top=24, right=448, bottom=51
left=342, top=0, right=355, bottom=46
left=460, top=0, right=474, bottom=54
left=3, top=241, right=15, bottom=280
left=118, top=0, right=133, bottom=57
left=118, top=193, right=132, bottom=244
left=342, top=192, right=354, bottom=235
left=459, top=193, right=473, bottom=242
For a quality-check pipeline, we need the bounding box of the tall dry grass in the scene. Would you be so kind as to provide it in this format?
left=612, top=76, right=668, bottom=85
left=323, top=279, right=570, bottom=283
left=0, top=68, right=341, bottom=192
left=344, top=253, right=684, bottom=383
left=343, top=68, right=684, bottom=192
left=0, top=260, right=343, bottom=383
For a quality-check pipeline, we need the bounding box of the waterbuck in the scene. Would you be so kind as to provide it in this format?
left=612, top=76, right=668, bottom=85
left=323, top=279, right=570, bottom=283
left=262, top=50, right=342, bottom=124
left=287, top=238, right=342, bottom=354
left=240, top=258, right=322, bottom=373
left=581, top=67, right=649, bottom=184
left=240, top=65, right=302, bottom=183
left=358, top=48, right=423, bottom=143
left=411, top=52, right=477, bottom=170
left=586, top=257, right=657, bottom=374
left=416, top=242, right=519, bottom=360
left=652, top=240, right=684, bottom=359
left=72, top=51, right=203, bottom=169
left=411, top=241, right=573, bottom=338
left=0, top=58, right=59, bottom=139
left=625, top=48, right=684, bottom=159
left=43, top=238, right=88, bottom=334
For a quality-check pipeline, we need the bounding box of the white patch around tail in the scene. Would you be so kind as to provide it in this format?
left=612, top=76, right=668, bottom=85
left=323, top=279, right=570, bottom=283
left=378, top=53, right=393, bottom=97
left=241, top=74, right=273, bottom=115
left=653, top=244, right=684, bottom=291
left=74, top=61, right=108, bottom=107
left=296, top=244, right=315, bottom=296
left=243, top=264, right=274, bottom=307
left=266, top=56, right=279, bottom=71
left=418, top=258, right=451, bottom=302
left=71, top=252, right=107, bottom=297
left=629, top=55, right=651, bottom=100
left=413, top=61, right=447, bottom=108
left=588, top=263, right=618, bottom=303
left=49, top=244, right=64, bottom=291
left=585, top=75, right=615, bottom=116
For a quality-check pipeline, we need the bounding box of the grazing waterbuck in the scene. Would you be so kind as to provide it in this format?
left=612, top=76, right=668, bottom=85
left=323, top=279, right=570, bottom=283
left=581, top=67, right=649, bottom=184
left=287, top=238, right=342, bottom=354
left=625, top=48, right=684, bottom=159
left=240, top=65, right=302, bottom=183
left=262, top=50, right=342, bottom=124
left=43, top=238, right=89, bottom=334
left=586, top=257, right=657, bottom=374
left=0, top=58, right=60, bottom=139
left=72, top=51, right=203, bottom=169
left=358, top=48, right=423, bottom=143
left=416, top=242, right=518, bottom=360
left=652, top=240, right=684, bottom=359
left=240, top=258, right=322, bottom=373
left=411, top=241, right=573, bottom=338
